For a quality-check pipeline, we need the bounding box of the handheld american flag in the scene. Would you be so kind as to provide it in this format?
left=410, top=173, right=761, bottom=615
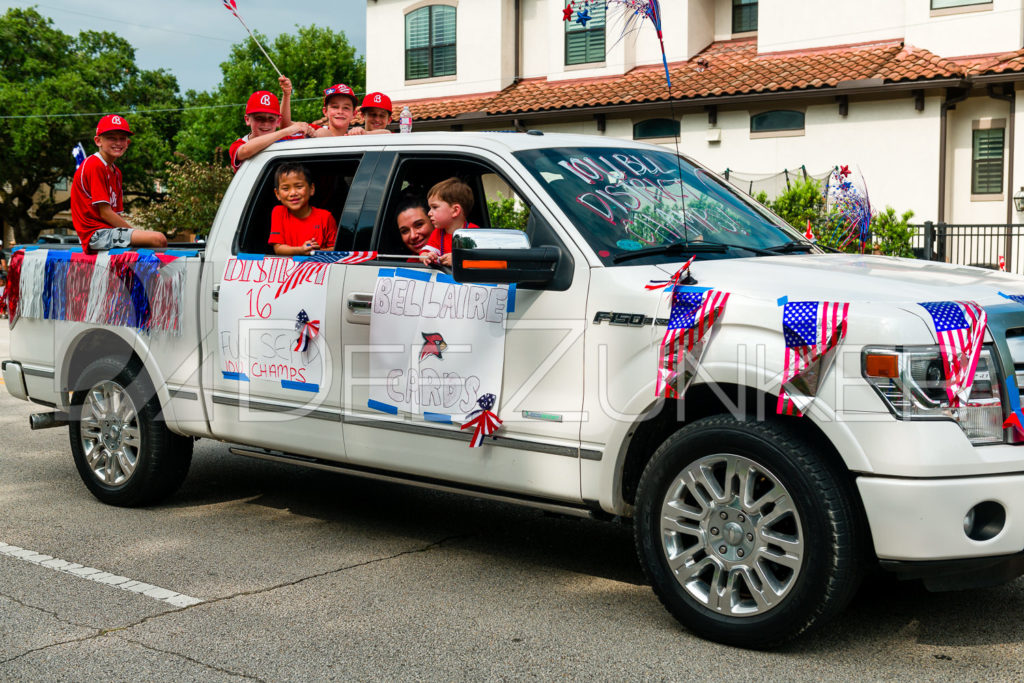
left=657, top=288, right=729, bottom=398
left=777, top=300, right=849, bottom=416
left=221, top=0, right=238, bottom=17
left=918, top=301, right=987, bottom=408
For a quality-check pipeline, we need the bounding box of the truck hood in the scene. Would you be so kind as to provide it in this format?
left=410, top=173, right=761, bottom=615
left=651, top=254, right=1024, bottom=305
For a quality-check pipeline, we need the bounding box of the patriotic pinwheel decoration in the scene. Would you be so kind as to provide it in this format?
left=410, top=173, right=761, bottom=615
left=822, top=165, right=872, bottom=252
left=657, top=288, right=729, bottom=398
left=918, top=301, right=986, bottom=408
left=461, top=393, right=502, bottom=448
left=294, top=308, right=320, bottom=353
left=777, top=300, right=850, bottom=416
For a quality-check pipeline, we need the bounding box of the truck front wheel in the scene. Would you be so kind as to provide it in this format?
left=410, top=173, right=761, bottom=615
left=69, top=357, right=192, bottom=507
left=634, top=415, right=861, bottom=648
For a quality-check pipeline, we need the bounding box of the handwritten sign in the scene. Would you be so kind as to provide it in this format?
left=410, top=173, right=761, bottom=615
left=218, top=256, right=329, bottom=393
left=368, top=268, right=508, bottom=421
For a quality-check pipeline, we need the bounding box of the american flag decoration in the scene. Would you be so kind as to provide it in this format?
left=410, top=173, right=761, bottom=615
left=303, top=251, right=378, bottom=265
left=275, top=261, right=328, bottom=298
left=294, top=308, right=320, bottom=352
left=657, top=288, right=729, bottom=398
left=461, top=393, right=502, bottom=448
left=777, top=300, right=850, bottom=416
left=221, top=0, right=239, bottom=17
left=918, top=301, right=987, bottom=408
left=644, top=256, right=695, bottom=291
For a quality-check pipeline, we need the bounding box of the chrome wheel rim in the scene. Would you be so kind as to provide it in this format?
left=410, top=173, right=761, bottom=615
left=79, top=380, right=141, bottom=487
left=660, top=453, right=804, bottom=617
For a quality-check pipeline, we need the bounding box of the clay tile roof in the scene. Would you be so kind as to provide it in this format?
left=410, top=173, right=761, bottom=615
left=394, top=37, right=1023, bottom=123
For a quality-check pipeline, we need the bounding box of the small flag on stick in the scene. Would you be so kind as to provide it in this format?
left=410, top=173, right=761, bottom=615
left=219, top=0, right=283, bottom=78
left=71, top=143, right=87, bottom=169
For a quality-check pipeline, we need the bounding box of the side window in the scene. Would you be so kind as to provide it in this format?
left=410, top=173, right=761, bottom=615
left=565, top=1, right=605, bottom=66
left=234, top=155, right=362, bottom=255
left=369, top=155, right=570, bottom=286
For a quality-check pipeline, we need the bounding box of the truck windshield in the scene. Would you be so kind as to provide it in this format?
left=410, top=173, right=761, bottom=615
left=514, top=146, right=806, bottom=266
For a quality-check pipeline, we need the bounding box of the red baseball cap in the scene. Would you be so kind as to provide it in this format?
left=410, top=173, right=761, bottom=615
left=323, top=83, right=357, bottom=108
left=360, top=92, right=392, bottom=114
left=96, top=114, right=132, bottom=136
left=246, top=91, right=281, bottom=116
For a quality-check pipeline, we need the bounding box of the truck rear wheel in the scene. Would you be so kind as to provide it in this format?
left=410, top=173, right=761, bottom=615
left=69, top=357, right=192, bottom=507
left=634, top=415, right=861, bottom=648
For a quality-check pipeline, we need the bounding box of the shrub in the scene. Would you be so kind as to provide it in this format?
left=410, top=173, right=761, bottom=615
left=487, top=197, right=530, bottom=232
left=871, top=206, right=916, bottom=258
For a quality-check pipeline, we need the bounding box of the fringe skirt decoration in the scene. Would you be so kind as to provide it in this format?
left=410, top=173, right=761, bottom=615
left=148, top=258, right=186, bottom=335
left=43, top=250, right=71, bottom=321
left=105, top=252, right=140, bottom=327
left=6, top=249, right=24, bottom=327
left=18, top=249, right=47, bottom=320
left=85, top=254, right=111, bottom=325
left=66, top=253, right=97, bottom=322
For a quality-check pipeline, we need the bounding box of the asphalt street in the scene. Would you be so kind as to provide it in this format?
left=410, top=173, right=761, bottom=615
left=2, top=324, right=1024, bottom=681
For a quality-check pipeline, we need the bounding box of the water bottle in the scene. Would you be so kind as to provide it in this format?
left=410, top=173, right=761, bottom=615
left=399, top=106, right=412, bottom=134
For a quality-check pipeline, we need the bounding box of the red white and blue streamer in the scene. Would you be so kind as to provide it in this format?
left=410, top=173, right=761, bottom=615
left=918, top=301, right=987, bottom=408
left=7, top=248, right=187, bottom=335
left=461, top=393, right=502, bottom=448
left=777, top=300, right=850, bottom=416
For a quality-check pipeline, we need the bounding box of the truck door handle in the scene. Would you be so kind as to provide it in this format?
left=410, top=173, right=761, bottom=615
left=347, top=295, right=372, bottom=311
left=212, top=283, right=220, bottom=311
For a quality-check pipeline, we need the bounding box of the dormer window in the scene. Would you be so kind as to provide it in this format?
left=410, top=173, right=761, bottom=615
left=732, top=0, right=758, bottom=33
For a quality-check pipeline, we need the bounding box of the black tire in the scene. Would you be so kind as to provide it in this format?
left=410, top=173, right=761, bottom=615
left=634, top=415, right=861, bottom=648
left=69, top=356, right=193, bottom=507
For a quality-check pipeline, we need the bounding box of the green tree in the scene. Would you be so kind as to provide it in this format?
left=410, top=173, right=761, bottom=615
left=871, top=207, right=916, bottom=258
left=487, top=197, right=530, bottom=231
left=0, top=8, right=181, bottom=242
left=176, top=25, right=365, bottom=163
left=132, top=153, right=233, bottom=238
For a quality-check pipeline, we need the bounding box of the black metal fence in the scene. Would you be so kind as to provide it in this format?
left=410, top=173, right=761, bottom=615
left=912, top=223, right=1024, bottom=272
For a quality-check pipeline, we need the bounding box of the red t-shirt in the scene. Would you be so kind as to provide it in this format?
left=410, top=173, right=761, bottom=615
left=71, top=153, right=123, bottom=254
left=419, top=222, right=479, bottom=256
left=229, top=131, right=307, bottom=173
left=268, top=205, right=338, bottom=249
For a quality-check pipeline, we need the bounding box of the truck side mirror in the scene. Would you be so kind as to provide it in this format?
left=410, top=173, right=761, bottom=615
left=451, top=228, right=558, bottom=285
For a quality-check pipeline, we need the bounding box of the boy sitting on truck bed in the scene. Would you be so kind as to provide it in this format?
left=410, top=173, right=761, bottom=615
left=419, top=178, right=479, bottom=268
left=268, top=163, right=338, bottom=256
left=71, top=114, right=167, bottom=254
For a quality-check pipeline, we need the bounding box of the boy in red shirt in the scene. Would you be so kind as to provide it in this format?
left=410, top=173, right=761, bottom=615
left=419, top=177, right=478, bottom=267
left=268, top=163, right=338, bottom=256
left=356, top=92, right=393, bottom=135
left=312, top=83, right=359, bottom=137
left=71, top=115, right=167, bottom=254
left=229, top=76, right=312, bottom=173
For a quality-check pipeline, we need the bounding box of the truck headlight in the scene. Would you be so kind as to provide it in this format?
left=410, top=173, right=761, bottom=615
left=862, top=345, right=1003, bottom=444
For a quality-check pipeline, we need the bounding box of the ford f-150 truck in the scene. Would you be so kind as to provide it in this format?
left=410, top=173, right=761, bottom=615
left=6, top=132, right=1024, bottom=648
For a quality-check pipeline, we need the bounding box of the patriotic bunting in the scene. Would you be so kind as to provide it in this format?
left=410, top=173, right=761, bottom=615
left=461, top=393, right=503, bottom=448
left=777, top=300, right=850, bottom=416
left=918, top=301, right=987, bottom=408
left=657, top=288, right=729, bottom=398
left=294, top=309, right=320, bottom=352
left=7, top=248, right=187, bottom=335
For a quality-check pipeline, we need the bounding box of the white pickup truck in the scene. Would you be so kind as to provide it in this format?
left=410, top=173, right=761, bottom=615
left=6, top=132, right=1024, bottom=648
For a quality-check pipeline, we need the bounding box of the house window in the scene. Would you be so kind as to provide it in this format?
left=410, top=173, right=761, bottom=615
left=972, top=128, right=1005, bottom=195
left=633, top=118, right=680, bottom=140
left=750, top=110, right=804, bottom=133
left=732, top=0, right=758, bottom=33
left=405, top=5, right=456, bottom=80
left=565, top=2, right=606, bottom=66
left=931, top=0, right=990, bottom=9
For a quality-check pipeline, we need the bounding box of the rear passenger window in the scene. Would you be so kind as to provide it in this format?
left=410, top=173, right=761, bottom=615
left=235, top=156, right=362, bottom=255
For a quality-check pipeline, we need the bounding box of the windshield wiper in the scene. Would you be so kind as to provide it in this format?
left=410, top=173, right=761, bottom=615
left=765, top=240, right=816, bottom=254
left=612, top=242, right=726, bottom=264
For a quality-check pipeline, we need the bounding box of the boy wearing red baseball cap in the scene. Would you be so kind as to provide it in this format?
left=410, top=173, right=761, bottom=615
left=229, top=75, right=312, bottom=173
left=312, top=84, right=359, bottom=137
left=71, top=114, right=168, bottom=254
left=356, top=92, right=393, bottom=135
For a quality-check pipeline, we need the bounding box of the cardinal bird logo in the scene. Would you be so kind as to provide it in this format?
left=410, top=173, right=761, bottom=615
left=420, top=332, right=448, bottom=360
